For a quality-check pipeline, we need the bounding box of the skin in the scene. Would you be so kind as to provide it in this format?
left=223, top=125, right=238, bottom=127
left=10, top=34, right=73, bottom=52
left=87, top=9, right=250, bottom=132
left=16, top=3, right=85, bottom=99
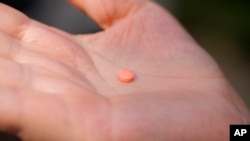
left=0, top=0, right=249, bottom=140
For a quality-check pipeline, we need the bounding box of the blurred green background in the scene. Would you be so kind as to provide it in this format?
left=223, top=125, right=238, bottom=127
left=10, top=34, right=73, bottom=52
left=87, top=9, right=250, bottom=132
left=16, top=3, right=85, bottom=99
left=158, top=0, right=250, bottom=108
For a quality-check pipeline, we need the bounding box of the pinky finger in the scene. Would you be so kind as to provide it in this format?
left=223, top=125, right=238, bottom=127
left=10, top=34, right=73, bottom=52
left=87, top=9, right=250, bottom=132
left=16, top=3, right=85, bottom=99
left=0, top=87, right=23, bottom=135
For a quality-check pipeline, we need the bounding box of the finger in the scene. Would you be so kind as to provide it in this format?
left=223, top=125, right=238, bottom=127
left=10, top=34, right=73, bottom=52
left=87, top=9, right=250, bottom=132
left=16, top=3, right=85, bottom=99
left=0, top=30, right=95, bottom=92
left=0, top=4, right=69, bottom=58
left=0, top=3, right=96, bottom=76
left=0, top=3, right=29, bottom=36
left=0, top=87, right=73, bottom=140
left=0, top=3, right=89, bottom=66
left=0, top=55, right=94, bottom=95
left=69, top=0, right=148, bottom=29
left=0, top=3, right=80, bottom=66
left=70, top=0, right=198, bottom=49
left=0, top=87, right=23, bottom=134
left=0, top=4, right=97, bottom=78
left=0, top=31, right=20, bottom=59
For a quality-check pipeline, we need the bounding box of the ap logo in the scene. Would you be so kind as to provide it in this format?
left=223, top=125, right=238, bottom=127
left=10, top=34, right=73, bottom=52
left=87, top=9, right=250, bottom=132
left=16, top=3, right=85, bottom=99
left=230, top=125, right=249, bottom=141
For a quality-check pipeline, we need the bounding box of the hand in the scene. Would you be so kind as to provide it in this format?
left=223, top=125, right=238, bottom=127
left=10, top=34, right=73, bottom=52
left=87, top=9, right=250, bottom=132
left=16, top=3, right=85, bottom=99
left=0, top=0, right=249, bottom=141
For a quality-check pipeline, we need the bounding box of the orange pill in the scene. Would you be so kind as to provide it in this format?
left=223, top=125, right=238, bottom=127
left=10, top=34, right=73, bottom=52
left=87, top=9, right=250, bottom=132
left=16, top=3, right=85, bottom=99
left=118, top=69, right=135, bottom=83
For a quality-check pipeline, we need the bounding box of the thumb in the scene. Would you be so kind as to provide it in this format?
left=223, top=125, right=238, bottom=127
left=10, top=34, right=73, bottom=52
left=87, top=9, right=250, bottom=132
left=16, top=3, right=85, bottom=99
left=68, top=0, right=148, bottom=29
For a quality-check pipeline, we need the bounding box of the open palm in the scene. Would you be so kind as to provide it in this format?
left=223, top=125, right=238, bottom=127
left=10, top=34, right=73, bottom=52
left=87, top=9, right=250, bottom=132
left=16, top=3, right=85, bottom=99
left=0, top=0, right=249, bottom=141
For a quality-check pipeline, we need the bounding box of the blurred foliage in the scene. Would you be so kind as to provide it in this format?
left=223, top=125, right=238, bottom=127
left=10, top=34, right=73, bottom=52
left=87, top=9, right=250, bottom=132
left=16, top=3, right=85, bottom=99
left=177, top=0, right=250, bottom=61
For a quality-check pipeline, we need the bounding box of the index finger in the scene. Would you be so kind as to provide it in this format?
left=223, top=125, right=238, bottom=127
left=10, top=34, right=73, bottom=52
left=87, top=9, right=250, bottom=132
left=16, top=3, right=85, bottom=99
left=0, top=3, right=30, bottom=38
